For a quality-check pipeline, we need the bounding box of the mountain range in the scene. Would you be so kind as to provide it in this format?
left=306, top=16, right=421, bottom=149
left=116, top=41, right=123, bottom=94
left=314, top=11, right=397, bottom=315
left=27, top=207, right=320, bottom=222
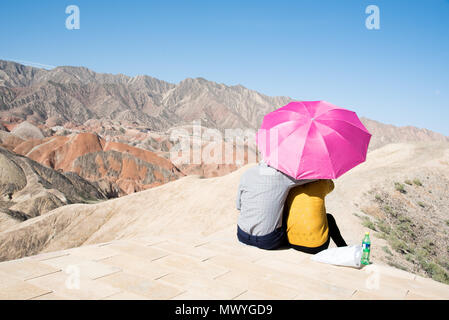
left=1, top=59, right=447, bottom=148
left=0, top=60, right=290, bottom=131
left=1, top=60, right=449, bottom=292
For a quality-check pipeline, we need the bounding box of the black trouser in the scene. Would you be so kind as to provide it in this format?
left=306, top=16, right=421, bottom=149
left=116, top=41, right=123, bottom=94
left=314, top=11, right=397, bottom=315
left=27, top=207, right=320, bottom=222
left=237, top=226, right=287, bottom=250
left=289, top=214, right=347, bottom=254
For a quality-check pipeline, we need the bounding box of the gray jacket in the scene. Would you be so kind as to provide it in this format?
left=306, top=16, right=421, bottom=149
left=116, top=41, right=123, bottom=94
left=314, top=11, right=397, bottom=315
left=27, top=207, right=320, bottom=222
left=236, top=162, right=314, bottom=236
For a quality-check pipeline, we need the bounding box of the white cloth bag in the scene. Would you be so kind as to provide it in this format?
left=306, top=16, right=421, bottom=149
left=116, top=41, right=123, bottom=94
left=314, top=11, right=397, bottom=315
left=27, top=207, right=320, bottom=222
left=311, top=245, right=362, bottom=268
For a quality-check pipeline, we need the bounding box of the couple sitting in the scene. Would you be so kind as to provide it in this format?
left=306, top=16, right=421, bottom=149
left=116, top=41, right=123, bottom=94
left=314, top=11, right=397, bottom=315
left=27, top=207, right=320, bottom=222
left=236, top=161, right=347, bottom=254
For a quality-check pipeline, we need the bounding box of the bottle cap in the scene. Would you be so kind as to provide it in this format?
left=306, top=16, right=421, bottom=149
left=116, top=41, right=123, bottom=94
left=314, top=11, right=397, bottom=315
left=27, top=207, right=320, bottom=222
left=365, top=231, right=369, bottom=235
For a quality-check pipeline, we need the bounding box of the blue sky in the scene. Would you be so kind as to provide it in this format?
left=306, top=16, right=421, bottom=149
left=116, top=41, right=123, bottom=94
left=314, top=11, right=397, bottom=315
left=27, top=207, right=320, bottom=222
left=1, top=0, right=448, bottom=135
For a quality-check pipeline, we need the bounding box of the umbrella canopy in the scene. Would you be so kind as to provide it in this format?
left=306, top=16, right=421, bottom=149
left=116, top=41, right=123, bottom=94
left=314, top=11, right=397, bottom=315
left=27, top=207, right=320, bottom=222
left=256, top=101, right=371, bottom=180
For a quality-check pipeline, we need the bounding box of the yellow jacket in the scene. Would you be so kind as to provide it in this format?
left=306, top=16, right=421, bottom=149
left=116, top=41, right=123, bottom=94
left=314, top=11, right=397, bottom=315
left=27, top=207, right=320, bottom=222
left=285, top=179, right=334, bottom=248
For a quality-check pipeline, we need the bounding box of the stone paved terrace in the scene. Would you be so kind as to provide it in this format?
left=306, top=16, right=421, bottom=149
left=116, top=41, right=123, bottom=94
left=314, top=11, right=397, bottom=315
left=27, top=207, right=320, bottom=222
left=1, top=227, right=449, bottom=300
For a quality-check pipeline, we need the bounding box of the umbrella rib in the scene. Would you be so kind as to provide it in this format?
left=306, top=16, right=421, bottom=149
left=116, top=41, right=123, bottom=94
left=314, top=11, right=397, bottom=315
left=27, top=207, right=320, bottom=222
left=265, top=122, right=312, bottom=171
left=298, top=101, right=313, bottom=118
left=262, top=119, right=305, bottom=131
left=315, top=120, right=369, bottom=172
left=316, top=117, right=371, bottom=135
left=313, top=107, right=340, bottom=119
left=269, top=108, right=308, bottom=119
left=314, top=108, right=354, bottom=119
left=261, top=120, right=310, bottom=157
left=316, top=119, right=372, bottom=145
left=270, top=102, right=311, bottom=117
left=312, top=125, right=337, bottom=179
left=294, top=123, right=313, bottom=178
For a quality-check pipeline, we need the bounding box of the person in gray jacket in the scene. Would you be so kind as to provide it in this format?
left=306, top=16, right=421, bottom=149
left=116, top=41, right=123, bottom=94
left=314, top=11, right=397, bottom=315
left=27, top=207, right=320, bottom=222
left=236, top=161, right=314, bottom=249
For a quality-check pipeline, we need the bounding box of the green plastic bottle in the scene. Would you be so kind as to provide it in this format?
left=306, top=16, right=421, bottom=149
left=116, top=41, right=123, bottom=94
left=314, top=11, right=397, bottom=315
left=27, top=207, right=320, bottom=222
left=361, top=232, right=371, bottom=265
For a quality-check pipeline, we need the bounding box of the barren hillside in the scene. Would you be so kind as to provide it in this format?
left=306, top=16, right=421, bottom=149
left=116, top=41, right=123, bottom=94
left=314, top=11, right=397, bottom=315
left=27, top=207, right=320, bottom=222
left=1, top=141, right=448, bottom=285
left=0, top=146, right=106, bottom=232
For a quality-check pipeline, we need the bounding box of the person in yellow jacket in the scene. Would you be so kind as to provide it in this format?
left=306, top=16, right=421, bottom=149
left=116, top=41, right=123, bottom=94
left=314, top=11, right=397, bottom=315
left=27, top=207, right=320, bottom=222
left=283, top=179, right=347, bottom=254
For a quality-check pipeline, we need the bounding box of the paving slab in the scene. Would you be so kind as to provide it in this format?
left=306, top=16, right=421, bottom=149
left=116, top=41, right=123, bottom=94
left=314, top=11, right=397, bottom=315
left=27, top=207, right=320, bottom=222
left=215, top=270, right=300, bottom=299
left=98, top=253, right=171, bottom=280
left=39, top=254, right=122, bottom=280
left=0, top=272, right=24, bottom=289
left=205, top=254, right=280, bottom=279
left=102, top=241, right=170, bottom=261
left=27, top=271, right=121, bottom=300
left=0, top=258, right=60, bottom=280
left=29, top=250, right=71, bottom=261
left=412, top=276, right=449, bottom=299
left=270, top=272, right=356, bottom=300
left=128, top=236, right=168, bottom=246
left=253, top=257, right=331, bottom=281
left=153, top=240, right=218, bottom=261
left=98, top=272, right=183, bottom=299
left=67, top=244, right=119, bottom=261
left=260, top=248, right=310, bottom=265
left=30, top=292, right=68, bottom=300
left=0, top=281, right=51, bottom=300
left=362, top=263, right=416, bottom=281
left=152, top=254, right=229, bottom=279
left=197, top=242, right=271, bottom=263
left=158, top=272, right=245, bottom=300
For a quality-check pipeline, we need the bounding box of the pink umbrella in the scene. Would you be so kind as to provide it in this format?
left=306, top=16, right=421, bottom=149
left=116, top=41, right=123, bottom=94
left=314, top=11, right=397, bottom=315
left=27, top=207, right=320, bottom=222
left=256, top=101, right=371, bottom=179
